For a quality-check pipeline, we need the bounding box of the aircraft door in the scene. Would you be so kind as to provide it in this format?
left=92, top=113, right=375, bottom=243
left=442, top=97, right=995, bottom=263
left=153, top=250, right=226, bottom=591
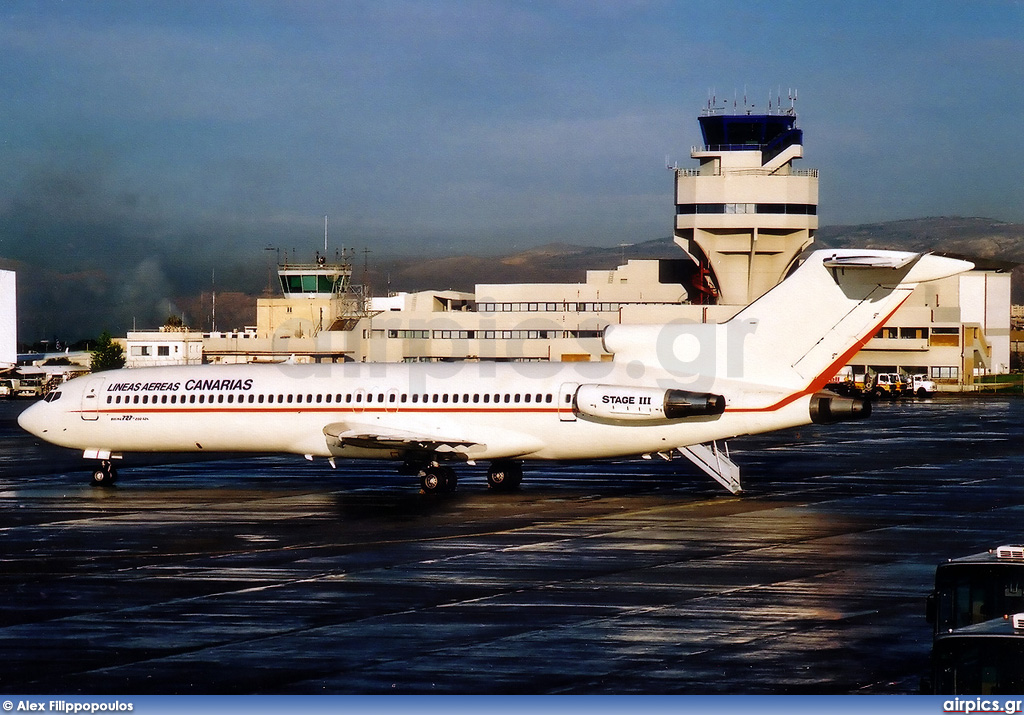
left=80, top=378, right=105, bottom=421
left=557, top=382, right=579, bottom=422
left=354, top=388, right=367, bottom=413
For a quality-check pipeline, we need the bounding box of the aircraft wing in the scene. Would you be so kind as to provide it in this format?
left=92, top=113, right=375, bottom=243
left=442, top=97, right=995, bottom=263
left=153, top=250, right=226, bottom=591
left=323, top=422, right=484, bottom=455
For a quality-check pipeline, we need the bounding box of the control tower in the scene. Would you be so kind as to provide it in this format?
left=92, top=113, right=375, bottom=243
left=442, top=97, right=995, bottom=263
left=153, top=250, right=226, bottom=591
left=674, top=99, right=818, bottom=305
left=255, top=251, right=367, bottom=342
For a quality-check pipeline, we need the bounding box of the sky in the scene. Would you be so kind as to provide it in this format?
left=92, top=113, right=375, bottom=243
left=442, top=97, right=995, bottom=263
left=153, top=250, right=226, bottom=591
left=1, top=0, right=1023, bottom=340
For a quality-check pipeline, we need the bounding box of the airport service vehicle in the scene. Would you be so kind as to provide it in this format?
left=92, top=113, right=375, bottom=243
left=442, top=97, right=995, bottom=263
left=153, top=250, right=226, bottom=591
left=927, top=545, right=1024, bottom=637
left=910, top=374, right=936, bottom=397
left=870, top=372, right=907, bottom=398
left=18, top=249, right=973, bottom=492
left=927, top=614, right=1024, bottom=694
left=15, top=377, right=43, bottom=398
left=0, top=379, right=12, bottom=398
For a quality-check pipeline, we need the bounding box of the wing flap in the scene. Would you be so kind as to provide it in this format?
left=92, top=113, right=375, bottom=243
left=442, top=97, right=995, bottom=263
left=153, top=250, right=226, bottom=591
left=323, top=422, right=484, bottom=454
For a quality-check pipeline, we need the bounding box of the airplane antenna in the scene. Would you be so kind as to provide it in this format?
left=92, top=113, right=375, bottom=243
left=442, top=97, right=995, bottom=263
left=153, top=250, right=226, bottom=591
left=324, top=215, right=329, bottom=254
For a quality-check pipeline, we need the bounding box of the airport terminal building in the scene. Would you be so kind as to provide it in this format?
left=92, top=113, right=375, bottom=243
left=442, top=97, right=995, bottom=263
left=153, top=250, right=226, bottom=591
left=126, top=106, right=1010, bottom=389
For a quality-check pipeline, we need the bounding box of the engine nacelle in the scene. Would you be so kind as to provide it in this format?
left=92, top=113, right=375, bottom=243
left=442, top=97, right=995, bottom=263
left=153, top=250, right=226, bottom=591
left=574, top=384, right=725, bottom=423
left=809, top=392, right=871, bottom=424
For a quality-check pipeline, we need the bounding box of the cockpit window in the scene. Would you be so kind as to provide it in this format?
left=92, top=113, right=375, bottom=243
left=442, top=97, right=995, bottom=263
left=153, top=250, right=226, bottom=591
left=43, top=391, right=62, bottom=403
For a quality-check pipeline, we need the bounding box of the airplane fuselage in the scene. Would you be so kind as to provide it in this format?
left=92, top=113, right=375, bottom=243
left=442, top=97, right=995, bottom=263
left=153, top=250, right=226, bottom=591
left=22, top=360, right=811, bottom=463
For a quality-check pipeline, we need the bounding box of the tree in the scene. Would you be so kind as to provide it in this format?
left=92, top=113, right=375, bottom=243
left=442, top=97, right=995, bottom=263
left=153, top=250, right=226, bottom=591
left=91, top=331, right=126, bottom=372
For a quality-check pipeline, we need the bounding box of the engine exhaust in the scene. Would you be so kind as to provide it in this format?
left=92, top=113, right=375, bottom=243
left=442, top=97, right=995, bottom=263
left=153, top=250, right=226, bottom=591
left=809, top=392, right=871, bottom=424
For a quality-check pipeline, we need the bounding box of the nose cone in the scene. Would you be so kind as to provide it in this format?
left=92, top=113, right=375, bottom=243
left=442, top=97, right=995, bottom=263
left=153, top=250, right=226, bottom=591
left=17, top=400, right=49, bottom=439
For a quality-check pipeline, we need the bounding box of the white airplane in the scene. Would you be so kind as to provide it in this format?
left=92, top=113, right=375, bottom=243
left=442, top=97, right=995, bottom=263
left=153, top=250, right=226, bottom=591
left=18, top=249, right=972, bottom=493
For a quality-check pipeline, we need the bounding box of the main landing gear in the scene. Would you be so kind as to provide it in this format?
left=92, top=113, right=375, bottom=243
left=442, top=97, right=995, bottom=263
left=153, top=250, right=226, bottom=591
left=416, top=460, right=524, bottom=495
left=419, top=464, right=458, bottom=494
left=91, top=460, right=118, bottom=487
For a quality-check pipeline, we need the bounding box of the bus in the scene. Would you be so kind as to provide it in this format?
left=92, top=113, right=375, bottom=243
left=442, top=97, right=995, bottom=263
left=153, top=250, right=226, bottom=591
left=927, top=545, right=1024, bottom=636
left=929, top=614, right=1024, bottom=694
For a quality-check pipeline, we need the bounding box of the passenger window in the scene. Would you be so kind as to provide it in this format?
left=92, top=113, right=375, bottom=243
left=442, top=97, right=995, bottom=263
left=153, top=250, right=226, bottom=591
left=412, top=394, right=419, bottom=403
left=545, top=394, right=552, bottom=403
left=288, top=394, right=294, bottom=403
left=316, top=394, right=323, bottom=403
left=258, top=394, right=264, bottom=404
left=524, top=394, right=531, bottom=403
left=514, top=394, right=520, bottom=403
left=218, top=395, right=224, bottom=403
left=227, top=395, right=234, bottom=404
left=483, top=394, right=489, bottom=403
left=504, top=394, right=511, bottom=403
left=473, top=394, right=479, bottom=403
left=389, top=393, right=396, bottom=403
left=400, top=394, right=407, bottom=403
left=442, top=394, right=449, bottom=404
left=432, top=394, right=439, bottom=403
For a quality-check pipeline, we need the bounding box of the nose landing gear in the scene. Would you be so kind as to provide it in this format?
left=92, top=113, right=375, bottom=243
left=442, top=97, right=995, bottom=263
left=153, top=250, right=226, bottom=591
left=91, top=460, right=118, bottom=487
left=486, top=460, right=523, bottom=491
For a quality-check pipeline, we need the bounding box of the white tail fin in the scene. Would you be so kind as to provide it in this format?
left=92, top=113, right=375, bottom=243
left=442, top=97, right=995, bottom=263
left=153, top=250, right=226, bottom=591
left=603, top=250, right=973, bottom=391
left=727, top=250, right=973, bottom=390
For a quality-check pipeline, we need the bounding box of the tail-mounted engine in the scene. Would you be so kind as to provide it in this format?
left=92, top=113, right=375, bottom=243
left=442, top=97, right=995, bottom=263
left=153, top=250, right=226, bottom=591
left=809, top=392, right=871, bottom=424
left=574, top=384, right=725, bottom=423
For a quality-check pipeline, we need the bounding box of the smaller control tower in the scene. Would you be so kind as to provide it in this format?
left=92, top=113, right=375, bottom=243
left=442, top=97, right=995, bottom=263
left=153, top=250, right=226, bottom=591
left=674, top=95, right=818, bottom=305
left=256, top=250, right=368, bottom=343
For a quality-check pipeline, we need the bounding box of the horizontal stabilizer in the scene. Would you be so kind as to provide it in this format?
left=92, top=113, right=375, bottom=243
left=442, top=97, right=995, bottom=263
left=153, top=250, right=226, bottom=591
left=822, top=253, right=918, bottom=270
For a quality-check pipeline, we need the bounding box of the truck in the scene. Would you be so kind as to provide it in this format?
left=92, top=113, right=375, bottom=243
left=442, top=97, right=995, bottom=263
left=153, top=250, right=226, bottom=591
left=909, top=374, right=936, bottom=398
left=15, top=377, right=43, bottom=398
left=869, top=372, right=907, bottom=398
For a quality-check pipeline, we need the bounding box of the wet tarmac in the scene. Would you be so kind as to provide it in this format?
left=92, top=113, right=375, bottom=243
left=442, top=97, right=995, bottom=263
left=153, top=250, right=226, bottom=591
left=1, top=397, right=1022, bottom=694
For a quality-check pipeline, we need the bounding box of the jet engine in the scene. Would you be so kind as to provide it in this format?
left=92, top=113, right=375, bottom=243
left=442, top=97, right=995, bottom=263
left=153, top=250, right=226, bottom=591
left=574, top=384, right=725, bottom=423
left=808, top=392, right=871, bottom=424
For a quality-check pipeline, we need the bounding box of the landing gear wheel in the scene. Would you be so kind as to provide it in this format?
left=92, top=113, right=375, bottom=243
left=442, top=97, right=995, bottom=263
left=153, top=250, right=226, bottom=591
left=420, top=465, right=457, bottom=494
left=91, top=461, right=117, bottom=487
left=487, top=460, right=523, bottom=491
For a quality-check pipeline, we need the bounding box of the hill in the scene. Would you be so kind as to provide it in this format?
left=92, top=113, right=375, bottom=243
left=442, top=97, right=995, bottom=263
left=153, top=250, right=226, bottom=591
left=375, top=216, right=1024, bottom=298
left=12, top=216, right=1024, bottom=346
